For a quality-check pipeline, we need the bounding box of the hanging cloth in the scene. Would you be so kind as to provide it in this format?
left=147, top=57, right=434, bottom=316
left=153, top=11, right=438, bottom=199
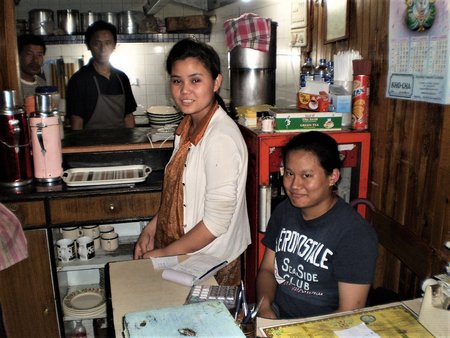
left=224, top=13, right=272, bottom=52
left=0, top=203, right=28, bottom=271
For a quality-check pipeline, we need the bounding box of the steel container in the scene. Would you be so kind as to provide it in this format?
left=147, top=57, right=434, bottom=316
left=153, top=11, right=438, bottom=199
left=57, top=9, right=80, bottom=35
left=100, top=12, right=119, bottom=29
left=229, top=21, right=277, bottom=109
left=29, top=9, right=54, bottom=35
left=80, top=12, right=100, bottom=32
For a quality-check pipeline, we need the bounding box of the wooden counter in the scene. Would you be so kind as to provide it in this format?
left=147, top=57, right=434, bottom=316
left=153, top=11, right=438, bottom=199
left=256, top=298, right=426, bottom=337
left=0, top=143, right=172, bottom=337
left=62, top=127, right=173, bottom=154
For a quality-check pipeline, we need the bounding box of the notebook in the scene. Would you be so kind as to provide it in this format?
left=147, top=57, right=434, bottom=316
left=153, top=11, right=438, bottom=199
left=159, top=254, right=227, bottom=286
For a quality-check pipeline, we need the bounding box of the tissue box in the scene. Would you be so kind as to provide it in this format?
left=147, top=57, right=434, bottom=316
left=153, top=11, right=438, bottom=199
left=270, top=108, right=342, bottom=132
left=329, top=85, right=351, bottom=112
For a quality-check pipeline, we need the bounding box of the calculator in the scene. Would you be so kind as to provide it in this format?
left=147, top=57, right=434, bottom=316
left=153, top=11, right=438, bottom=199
left=185, top=285, right=239, bottom=310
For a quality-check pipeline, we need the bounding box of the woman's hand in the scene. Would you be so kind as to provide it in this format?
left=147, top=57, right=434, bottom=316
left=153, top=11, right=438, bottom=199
left=134, top=217, right=157, bottom=259
left=142, top=247, right=166, bottom=259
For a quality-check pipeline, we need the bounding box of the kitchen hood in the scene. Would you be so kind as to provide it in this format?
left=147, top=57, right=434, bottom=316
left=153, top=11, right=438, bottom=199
left=143, top=0, right=236, bottom=15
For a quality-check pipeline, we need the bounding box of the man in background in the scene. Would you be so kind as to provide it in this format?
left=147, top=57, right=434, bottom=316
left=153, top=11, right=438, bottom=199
left=17, top=34, right=47, bottom=101
left=66, top=20, right=136, bottom=129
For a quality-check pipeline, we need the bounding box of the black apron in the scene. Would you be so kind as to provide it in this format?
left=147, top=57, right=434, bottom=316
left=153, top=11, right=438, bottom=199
left=85, top=74, right=126, bottom=129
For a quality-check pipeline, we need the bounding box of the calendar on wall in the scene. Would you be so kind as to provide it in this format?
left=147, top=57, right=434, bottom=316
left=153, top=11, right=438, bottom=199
left=386, top=0, right=450, bottom=104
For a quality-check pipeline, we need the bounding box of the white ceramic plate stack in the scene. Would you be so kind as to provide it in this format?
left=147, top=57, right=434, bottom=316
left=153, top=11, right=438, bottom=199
left=63, top=287, right=106, bottom=318
left=146, top=105, right=183, bottom=127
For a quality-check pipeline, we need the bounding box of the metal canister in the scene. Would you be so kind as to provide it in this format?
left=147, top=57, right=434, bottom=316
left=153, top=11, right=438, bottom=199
left=29, top=9, right=54, bottom=35
left=57, top=9, right=80, bottom=35
left=351, top=75, right=370, bottom=130
left=80, top=12, right=99, bottom=32
left=100, top=12, right=119, bottom=28
left=0, top=90, right=33, bottom=187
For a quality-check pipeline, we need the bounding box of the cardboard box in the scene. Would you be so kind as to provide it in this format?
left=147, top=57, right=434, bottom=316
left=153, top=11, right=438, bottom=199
left=297, top=91, right=329, bottom=112
left=270, top=108, right=342, bottom=132
left=297, top=81, right=330, bottom=112
left=165, top=15, right=211, bottom=33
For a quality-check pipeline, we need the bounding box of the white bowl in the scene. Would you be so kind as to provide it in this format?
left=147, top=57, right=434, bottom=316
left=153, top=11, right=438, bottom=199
left=146, top=105, right=177, bottom=115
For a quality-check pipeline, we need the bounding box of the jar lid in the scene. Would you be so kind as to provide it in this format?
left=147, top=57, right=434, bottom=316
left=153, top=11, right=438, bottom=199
left=35, top=86, right=58, bottom=94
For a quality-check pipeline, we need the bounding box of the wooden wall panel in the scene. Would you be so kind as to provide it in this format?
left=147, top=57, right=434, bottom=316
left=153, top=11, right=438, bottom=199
left=305, top=0, right=449, bottom=299
left=0, top=0, right=20, bottom=95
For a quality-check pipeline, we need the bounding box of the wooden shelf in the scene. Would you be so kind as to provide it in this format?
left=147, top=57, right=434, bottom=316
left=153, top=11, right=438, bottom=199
left=56, top=241, right=135, bottom=272
left=41, top=33, right=210, bottom=45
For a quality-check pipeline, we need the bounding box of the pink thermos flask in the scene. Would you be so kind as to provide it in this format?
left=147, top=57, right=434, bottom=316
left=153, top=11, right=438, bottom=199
left=29, top=93, right=63, bottom=183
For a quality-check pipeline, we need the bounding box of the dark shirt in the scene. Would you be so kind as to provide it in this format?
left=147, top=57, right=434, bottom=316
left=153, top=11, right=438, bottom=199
left=262, top=197, right=378, bottom=319
left=66, top=59, right=137, bottom=124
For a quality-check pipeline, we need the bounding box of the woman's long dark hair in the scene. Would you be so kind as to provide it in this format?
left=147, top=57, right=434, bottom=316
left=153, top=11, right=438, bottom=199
left=166, top=38, right=233, bottom=117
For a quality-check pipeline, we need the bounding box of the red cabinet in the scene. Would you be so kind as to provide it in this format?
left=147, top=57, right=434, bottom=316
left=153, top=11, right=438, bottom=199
left=239, top=126, right=371, bottom=302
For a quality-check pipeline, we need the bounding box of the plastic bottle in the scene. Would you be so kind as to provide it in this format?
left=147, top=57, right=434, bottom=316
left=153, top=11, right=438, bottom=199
left=299, top=57, right=315, bottom=88
left=314, top=58, right=330, bottom=82
left=327, top=60, right=334, bottom=84
left=72, top=320, right=87, bottom=338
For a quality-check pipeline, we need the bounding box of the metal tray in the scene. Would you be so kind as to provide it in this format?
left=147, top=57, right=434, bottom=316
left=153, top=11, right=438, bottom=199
left=62, top=165, right=152, bottom=187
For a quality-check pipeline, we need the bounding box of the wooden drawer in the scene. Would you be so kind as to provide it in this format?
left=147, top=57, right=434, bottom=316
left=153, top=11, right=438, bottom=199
left=49, top=192, right=161, bottom=225
left=4, top=201, right=46, bottom=229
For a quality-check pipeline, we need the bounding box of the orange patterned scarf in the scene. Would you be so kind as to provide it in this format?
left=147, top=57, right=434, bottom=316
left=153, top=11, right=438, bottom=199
left=154, top=102, right=218, bottom=249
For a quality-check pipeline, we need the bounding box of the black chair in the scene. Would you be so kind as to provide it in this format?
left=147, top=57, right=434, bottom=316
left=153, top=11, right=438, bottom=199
left=350, top=198, right=404, bottom=306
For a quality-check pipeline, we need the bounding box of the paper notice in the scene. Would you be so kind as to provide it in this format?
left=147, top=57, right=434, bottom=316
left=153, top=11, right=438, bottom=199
left=334, top=323, right=380, bottom=338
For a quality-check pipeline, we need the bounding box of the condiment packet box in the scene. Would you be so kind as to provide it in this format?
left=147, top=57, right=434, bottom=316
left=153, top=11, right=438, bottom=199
left=297, top=81, right=330, bottom=112
left=269, top=108, right=342, bottom=132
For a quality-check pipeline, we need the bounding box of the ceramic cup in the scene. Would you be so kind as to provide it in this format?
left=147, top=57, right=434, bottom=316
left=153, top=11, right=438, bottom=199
left=99, top=225, right=115, bottom=235
left=93, top=235, right=101, bottom=250
left=77, top=236, right=95, bottom=260
left=101, top=232, right=119, bottom=251
left=60, top=226, right=82, bottom=240
left=56, top=238, right=76, bottom=262
left=82, top=224, right=100, bottom=238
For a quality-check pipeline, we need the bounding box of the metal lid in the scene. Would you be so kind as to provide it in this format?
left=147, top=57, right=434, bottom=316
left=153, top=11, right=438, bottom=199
left=1, top=90, right=18, bottom=109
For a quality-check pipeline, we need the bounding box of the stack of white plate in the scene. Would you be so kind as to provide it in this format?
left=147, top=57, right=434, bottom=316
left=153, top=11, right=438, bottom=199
left=63, top=287, right=106, bottom=318
left=146, top=105, right=183, bottom=127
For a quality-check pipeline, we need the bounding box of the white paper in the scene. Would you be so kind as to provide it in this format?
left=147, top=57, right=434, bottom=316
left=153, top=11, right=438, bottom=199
left=334, top=323, right=380, bottom=338
left=161, top=254, right=227, bottom=286
left=150, top=256, right=179, bottom=270
left=161, top=269, right=195, bottom=286
left=172, top=254, right=225, bottom=278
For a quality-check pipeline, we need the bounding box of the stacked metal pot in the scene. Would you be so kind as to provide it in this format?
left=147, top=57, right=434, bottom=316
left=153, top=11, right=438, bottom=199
left=25, top=9, right=145, bottom=35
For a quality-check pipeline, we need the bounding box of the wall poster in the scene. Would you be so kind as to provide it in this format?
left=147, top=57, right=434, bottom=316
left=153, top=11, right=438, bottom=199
left=386, top=0, right=450, bottom=104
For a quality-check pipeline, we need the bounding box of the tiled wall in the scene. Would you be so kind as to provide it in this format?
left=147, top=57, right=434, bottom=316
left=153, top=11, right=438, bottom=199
left=17, top=0, right=300, bottom=113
